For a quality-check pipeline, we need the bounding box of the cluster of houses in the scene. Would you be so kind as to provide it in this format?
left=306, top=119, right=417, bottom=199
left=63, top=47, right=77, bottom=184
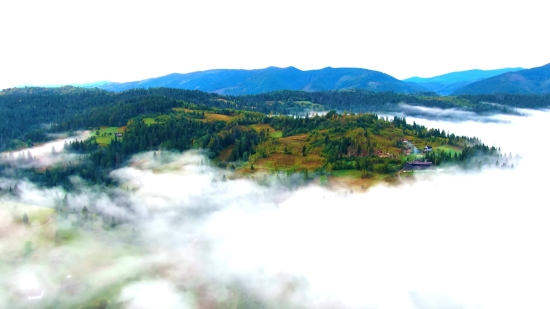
left=401, top=140, right=433, bottom=170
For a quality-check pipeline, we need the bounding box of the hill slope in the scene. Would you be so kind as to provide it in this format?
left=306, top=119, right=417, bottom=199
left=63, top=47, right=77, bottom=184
left=452, top=63, right=550, bottom=95
left=404, top=68, right=524, bottom=95
left=98, top=67, right=426, bottom=94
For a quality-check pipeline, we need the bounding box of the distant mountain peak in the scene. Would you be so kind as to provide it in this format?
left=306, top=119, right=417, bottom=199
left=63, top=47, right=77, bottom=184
left=402, top=67, right=525, bottom=95
left=95, top=67, right=425, bottom=95
left=452, top=63, right=550, bottom=95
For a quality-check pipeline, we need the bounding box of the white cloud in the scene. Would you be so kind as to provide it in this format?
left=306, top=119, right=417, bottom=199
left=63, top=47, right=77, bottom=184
left=0, top=131, right=91, bottom=169
left=1, top=110, right=550, bottom=308
left=118, top=280, right=196, bottom=309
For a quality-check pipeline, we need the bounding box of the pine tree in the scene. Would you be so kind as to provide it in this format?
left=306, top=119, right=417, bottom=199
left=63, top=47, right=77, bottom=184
left=82, top=206, right=89, bottom=221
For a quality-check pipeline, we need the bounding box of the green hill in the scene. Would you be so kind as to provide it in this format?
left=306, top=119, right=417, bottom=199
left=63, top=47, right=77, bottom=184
left=1, top=86, right=527, bottom=152
left=0, top=87, right=507, bottom=191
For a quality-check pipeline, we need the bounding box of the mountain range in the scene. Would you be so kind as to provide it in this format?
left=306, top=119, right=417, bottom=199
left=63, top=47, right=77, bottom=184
left=98, top=66, right=425, bottom=95
left=13, top=63, right=550, bottom=96
left=451, top=63, right=550, bottom=95
left=403, top=68, right=524, bottom=95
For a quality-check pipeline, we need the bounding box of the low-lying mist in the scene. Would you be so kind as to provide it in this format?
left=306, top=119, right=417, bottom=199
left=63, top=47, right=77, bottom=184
left=393, top=104, right=516, bottom=123
left=1, top=111, right=549, bottom=309
left=0, top=131, right=91, bottom=170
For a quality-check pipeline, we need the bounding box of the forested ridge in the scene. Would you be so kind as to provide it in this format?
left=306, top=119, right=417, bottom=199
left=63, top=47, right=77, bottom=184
left=457, top=93, right=550, bottom=109
left=1, top=99, right=513, bottom=190
left=3, top=86, right=547, bottom=152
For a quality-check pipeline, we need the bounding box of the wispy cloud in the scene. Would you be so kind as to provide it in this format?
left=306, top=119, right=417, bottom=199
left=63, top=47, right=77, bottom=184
left=1, top=111, right=549, bottom=309
left=0, top=131, right=91, bottom=170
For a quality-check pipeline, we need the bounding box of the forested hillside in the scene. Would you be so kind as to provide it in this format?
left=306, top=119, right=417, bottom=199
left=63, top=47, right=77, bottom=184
left=1, top=98, right=511, bottom=191
left=3, top=86, right=538, bottom=152
left=456, top=93, right=550, bottom=109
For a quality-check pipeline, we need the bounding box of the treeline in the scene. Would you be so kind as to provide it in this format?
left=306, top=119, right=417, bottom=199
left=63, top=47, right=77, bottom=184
left=20, top=114, right=267, bottom=187
left=0, top=105, right=508, bottom=189
left=0, top=87, right=225, bottom=150
left=424, top=144, right=516, bottom=168
left=234, top=90, right=519, bottom=115
left=3, top=86, right=535, bottom=152
left=457, top=93, right=550, bottom=109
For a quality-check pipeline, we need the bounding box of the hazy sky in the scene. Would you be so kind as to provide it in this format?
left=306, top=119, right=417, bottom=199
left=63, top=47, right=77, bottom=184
left=1, top=0, right=548, bottom=89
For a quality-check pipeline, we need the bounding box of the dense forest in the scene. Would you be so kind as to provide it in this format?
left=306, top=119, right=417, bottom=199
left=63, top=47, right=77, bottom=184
left=456, top=93, right=550, bottom=109
left=3, top=86, right=548, bottom=152
left=0, top=86, right=532, bottom=190
left=0, top=100, right=511, bottom=190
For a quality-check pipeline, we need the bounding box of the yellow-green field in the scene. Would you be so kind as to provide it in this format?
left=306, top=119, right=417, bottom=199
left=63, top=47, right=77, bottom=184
left=143, top=118, right=157, bottom=125
left=435, top=145, right=462, bottom=155
left=94, top=126, right=125, bottom=146
left=249, top=124, right=282, bottom=138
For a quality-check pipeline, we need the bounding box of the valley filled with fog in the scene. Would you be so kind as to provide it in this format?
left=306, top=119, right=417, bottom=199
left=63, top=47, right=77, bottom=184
left=1, top=108, right=549, bottom=309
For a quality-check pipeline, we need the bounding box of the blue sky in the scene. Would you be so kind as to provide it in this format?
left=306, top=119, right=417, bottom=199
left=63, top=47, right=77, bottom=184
left=1, top=0, right=548, bottom=89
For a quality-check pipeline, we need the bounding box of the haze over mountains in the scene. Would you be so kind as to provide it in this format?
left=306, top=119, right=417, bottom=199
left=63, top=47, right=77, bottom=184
left=403, top=67, right=524, bottom=95
left=13, top=63, right=550, bottom=96
left=98, top=66, right=426, bottom=95
left=451, top=63, right=550, bottom=95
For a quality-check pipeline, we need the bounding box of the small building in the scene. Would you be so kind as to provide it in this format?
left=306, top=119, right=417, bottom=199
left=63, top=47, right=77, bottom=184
left=116, top=133, right=123, bottom=137
left=424, top=145, right=433, bottom=152
left=404, top=160, right=433, bottom=170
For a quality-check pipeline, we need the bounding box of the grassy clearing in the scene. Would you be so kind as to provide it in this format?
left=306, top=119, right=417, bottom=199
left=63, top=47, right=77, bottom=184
left=94, top=126, right=125, bottom=146
left=3, top=201, right=55, bottom=226
left=204, top=113, right=233, bottom=122
left=249, top=124, right=282, bottom=138
left=278, top=134, right=308, bottom=152
left=407, top=153, right=425, bottom=160
left=435, top=145, right=462, bottom=156
left=253, top=153, right=297, bottom=172
left=331, top=170, right=362, bottom=178
left=294, top=100, right=324, bottom=110
left=143, top=118, right=157, bottom=125
left=172, top=107, right=193, bottom=113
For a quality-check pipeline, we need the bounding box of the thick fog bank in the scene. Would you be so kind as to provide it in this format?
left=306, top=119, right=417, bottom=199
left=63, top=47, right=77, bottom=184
left=1, top=111, right=549, bottom=309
